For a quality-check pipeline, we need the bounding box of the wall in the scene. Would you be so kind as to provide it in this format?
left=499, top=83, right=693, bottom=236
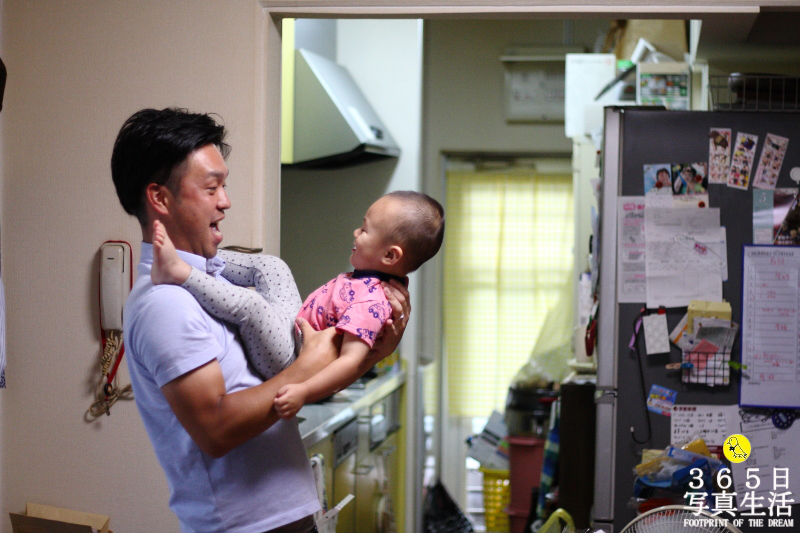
left=0, top=0, right=4, bottom=509
left=0, top=1, right=265, bottom=531
left=421, top=18, right=610, bottom=503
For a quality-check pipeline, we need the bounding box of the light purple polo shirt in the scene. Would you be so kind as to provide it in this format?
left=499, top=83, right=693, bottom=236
left=124, top=243, right=319, bottom=533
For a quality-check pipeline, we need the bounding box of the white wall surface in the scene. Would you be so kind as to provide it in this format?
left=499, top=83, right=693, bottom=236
left=0, top=1, right=265, bottom=531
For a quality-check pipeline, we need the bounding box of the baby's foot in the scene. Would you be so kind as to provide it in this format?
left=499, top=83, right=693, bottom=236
left=151, top=220, right=192, bottom=285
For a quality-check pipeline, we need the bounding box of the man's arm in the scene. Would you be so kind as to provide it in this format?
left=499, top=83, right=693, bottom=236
left=161, top=319, right=339, bottom=458
left=275, top=333, right=373, bottom=418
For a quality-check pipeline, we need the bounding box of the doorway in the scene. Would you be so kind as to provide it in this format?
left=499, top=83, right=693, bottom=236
left=435, top=155, right=574, bottom=530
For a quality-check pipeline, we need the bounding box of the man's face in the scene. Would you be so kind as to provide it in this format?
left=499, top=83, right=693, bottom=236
left=350, top=195, right=401, bottom=271
left=163, top=144, right=230, bottom=258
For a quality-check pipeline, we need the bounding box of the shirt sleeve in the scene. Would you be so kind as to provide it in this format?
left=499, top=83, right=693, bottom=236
left=128, top=286, right=223, bottom=388
left=335, top=299, right=392, bottom=348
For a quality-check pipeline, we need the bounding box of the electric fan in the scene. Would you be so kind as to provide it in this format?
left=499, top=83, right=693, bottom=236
left=620, top=505, right=742, bottom=533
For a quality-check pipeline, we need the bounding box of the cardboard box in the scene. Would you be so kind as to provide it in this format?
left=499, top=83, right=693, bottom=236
left=10, top=503, right=110, bottom=533
left=615, top=19, right=688, bottom=62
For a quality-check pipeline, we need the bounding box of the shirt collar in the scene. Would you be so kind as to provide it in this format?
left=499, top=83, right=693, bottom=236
left=351, top=269, right=408, bottom=286
left=140, top=242, right=226, bottom=276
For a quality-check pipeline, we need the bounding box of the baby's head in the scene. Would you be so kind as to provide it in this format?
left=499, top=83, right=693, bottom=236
left=351, top=191, right=445, bottom=276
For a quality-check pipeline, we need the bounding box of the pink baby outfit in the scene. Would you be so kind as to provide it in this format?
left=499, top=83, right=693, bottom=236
left=297, top=272, right=394, bottom=347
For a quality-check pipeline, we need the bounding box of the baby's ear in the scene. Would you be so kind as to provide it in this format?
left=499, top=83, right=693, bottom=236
left=383, top=245, right=404, bottom=266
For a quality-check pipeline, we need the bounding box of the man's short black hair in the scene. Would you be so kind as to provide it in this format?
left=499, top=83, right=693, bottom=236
left=111, top=107, right=230, bottom=225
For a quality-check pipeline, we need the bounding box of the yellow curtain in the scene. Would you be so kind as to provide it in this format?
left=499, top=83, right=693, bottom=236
left=444, top=167, right=574, bottom=417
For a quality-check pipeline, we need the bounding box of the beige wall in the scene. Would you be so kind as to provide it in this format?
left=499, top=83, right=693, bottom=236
left=1, top=1, right=266, bottom=531
left=0, top=0, right=5, bottom=513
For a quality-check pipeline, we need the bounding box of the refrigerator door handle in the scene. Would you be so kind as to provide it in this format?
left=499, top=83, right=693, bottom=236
left=595, top=389, right=617, bottom=404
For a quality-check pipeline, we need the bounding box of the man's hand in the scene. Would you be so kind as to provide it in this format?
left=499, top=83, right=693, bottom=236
left=366, top=279, right=411, bottom=366
left=161, top=318, right=340, bottom=458
left=291, top=318, right=341, bottom=381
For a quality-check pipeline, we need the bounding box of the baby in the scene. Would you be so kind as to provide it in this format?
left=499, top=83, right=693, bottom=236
left=151, top=190, right=445, bottom=419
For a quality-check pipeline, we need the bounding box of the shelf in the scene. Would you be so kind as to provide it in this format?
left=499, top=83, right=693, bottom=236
left=499, top=46, right=584, bottom=63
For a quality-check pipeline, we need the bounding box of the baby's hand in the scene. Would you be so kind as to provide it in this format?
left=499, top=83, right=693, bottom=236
left=275, top=383, right=308, bottom=419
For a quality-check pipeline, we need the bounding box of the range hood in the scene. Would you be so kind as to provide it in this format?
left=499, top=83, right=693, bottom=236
left=286, top=48, right=401, bottom=168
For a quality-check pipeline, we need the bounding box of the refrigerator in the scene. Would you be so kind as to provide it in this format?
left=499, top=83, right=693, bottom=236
left=592, top=107, right=800, bottom=532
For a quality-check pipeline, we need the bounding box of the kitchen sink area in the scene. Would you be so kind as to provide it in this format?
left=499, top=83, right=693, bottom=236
left=300, top=368, right=405, bottom=533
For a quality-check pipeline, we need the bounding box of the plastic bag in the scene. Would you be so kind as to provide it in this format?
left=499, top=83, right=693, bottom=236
left=510, top=273, right=574, bottom=390
left=423, top=480, right=474, bottom=533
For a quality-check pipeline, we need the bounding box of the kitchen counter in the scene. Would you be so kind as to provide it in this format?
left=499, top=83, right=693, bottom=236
left=298, top=368, right=406, bottom=448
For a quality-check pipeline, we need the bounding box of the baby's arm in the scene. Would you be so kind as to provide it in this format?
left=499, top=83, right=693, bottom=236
left=274, top=333, right=373, bottom=419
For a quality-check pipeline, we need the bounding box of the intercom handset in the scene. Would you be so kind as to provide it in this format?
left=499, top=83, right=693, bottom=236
left=88, top=241, right=134, bottom=419
left=100, top=242, right=131, bottom=331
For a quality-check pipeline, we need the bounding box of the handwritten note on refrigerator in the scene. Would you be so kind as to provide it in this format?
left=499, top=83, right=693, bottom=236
left=741, top=246, right=800, bottom=408
left=644, top=207, right=726, bottom=308
left=670, top=404, right=739, bottom=451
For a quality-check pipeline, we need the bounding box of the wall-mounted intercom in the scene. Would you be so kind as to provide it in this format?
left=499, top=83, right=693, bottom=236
left=89, top=241, right=134, bottom=419
left=99, top=242, right=132, bottom=332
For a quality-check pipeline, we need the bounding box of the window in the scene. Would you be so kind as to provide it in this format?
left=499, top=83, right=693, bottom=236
left=444, top=161, right=574, bottom=417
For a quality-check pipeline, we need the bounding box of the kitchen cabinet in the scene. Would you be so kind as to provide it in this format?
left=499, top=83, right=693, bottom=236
left=302, top=371, right=406, bottom=533
left=333, top=417, right=359, bottom=533
left=355, top=388, right=403, bottom=533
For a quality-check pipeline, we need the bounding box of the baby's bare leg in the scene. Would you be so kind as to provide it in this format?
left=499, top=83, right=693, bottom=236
left=151, top=220, right=191, bottom=285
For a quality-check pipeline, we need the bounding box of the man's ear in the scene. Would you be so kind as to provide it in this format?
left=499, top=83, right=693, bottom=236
left=382, top=245, right=404, bottom=267
left=145, top=182, right=170, bottom=216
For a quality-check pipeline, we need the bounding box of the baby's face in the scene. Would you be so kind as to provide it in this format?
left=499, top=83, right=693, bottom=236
left=351, top=195, right=402, bottom=271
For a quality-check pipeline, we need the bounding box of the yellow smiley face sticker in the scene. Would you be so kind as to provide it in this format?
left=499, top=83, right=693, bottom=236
left=723, top=434, right=751, bottom=463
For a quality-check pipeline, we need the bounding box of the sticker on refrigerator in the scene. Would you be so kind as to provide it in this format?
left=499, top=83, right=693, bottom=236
left=707, top=128, right=731, bottom=184
left=752, top=133, right=789, bottom=190
left=646, top=384, right=677, bottom=416
left=727, top=132, right=759, bottom=190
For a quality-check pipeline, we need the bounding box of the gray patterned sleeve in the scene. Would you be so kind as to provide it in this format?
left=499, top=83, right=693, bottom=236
left=178, top=250, right=302, bottom=379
